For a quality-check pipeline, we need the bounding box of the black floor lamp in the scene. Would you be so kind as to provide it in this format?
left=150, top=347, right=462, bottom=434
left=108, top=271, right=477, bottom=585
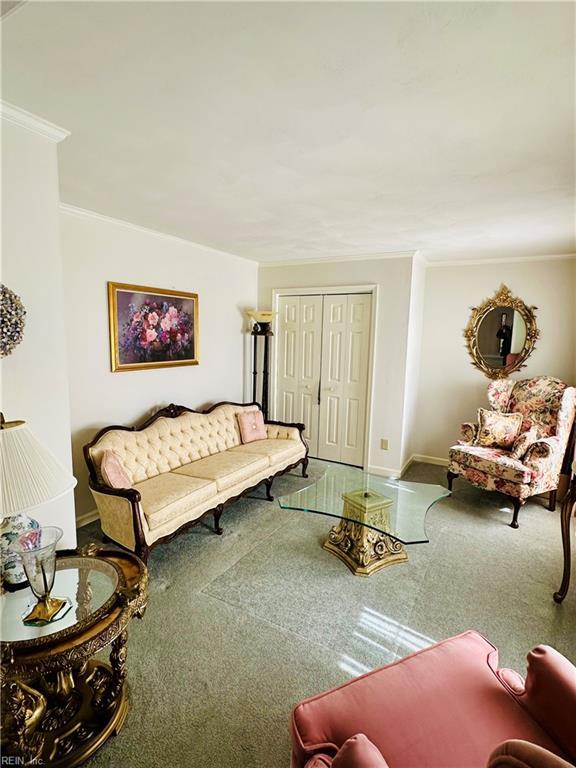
left=247, top=310, right=274, bottom=421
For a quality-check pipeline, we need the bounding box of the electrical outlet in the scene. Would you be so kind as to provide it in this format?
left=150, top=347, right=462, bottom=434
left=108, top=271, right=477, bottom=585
left=380, top=438, right=389, bottom=451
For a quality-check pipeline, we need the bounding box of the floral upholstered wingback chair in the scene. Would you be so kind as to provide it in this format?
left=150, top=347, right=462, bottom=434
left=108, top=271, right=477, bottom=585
left=448, top=377, right=576, bottom=528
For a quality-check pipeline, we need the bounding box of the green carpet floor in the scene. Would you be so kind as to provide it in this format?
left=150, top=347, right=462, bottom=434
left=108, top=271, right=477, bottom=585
left=77, top=460, right=576, bottom=767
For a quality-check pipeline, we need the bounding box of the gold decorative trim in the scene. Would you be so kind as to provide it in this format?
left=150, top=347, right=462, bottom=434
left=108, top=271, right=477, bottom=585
left=323, top=520, right=408, bottom=576
left=463, top=284, right=539, bottom=380
left=1, top=547, right=147, bottom=767
left=108, top=281, right=199, bottom=372
left=5, top=556, right=125, bottom=652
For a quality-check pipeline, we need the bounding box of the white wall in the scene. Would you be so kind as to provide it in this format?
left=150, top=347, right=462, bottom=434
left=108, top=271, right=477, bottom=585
left=258, top=257, right=413, bottom=474
left=400, top=254, right=426, bottom=468
left=573, top=260, right=576, bottom=387
left=1, top=117, right=76, bottom=547
left=60, top=208, right=258, bottom=520
left=412, top=258, right=576, bottom=461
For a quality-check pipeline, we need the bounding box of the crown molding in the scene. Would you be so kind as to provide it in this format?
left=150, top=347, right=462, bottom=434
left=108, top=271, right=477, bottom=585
left=0, top=1, right=27, bottom=22
left=412, top=250, right=429, bottom=266
left=425, top=252, right=576, bottom=268
left=0, top=101, right=70, bottom=143
left=259, top=250, right=415, bottom=268
left=56, top=206, right=576, bottom=270
left=59, top=203, right=257, bottom=264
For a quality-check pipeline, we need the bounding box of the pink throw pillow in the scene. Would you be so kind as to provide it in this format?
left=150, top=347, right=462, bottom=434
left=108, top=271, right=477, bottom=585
left=237, top=410, right=267, bottom=443
left=100, top=450, right=131, bottom=489
left=332, top=734, right=389, bottom=768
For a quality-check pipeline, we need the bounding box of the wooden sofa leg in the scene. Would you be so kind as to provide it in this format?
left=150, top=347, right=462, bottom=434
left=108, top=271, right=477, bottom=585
left=447, top=471, right=457, bottom=491
left=549, top=489, right=558, bottom=511
left=302, top=458, right=309, bottom=478
left=510, top=498, right=525, bottom=529
left=136, top=544, right=150, bottom=564
left=264, top=478, right=274, bottom=501
left=213, top=505, right=224, bottom=535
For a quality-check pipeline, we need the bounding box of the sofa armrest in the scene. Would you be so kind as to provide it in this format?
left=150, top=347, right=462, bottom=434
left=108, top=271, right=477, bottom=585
left=459, top=422, right=478, bottom=444
left=89, top=479, right=146, bottom=554
left=266, top=420, right=306, bottom=442
left=488, top=740, right=574, bottom=768
left=89, top=478, right=141, bottom=504
left=301, top=736, right=390, bottom=768
left=291, top=631, right=497, bottom=768
left=511, top=646, right=576, bottom=762
left=267, top=424, right=301, bottom=441
left=523, top=436, right=560, bottom=462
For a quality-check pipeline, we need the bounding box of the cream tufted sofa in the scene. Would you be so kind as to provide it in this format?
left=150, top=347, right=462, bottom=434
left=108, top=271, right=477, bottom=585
left=83, top=402, right=308, bottom=561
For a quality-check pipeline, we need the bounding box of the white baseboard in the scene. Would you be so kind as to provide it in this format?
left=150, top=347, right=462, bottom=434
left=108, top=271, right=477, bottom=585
left=368, top=454, right=448, bottom=478
left=367, top=464, right=403, bottom=478
left=400, top=455, right=415, bottom=475
left=76, top=509, right=99, bottom=528
left=411, top=454, right=449, bottom=467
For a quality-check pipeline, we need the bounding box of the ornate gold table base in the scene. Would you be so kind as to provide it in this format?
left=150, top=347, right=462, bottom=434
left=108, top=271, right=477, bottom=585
left=322, top=488, right=408, bottom=576
left=1, top=546, right=148, bottom=768
left=323, top=519, right=408, bottom=576
left=2, top=637, right=129, bottom=768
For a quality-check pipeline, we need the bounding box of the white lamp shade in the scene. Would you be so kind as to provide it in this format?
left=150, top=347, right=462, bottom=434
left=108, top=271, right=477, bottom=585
left=0, top=421, right=77, bottom=517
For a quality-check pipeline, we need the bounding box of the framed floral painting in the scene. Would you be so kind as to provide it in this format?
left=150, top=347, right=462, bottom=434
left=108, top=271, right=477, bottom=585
left=108, top=282, right=199, bottom=371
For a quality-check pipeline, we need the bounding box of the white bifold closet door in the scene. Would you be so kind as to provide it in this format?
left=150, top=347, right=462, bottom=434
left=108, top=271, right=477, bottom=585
left=276, top=293, right=371, bottom=466
left=276, top=296, right=323, bottom=456
left=317, top=294, right=371, bottom=465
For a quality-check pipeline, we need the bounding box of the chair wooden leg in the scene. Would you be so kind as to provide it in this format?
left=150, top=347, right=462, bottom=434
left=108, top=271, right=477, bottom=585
left=447, top=471, right=457, bottom=491
left=549, top=489, right=558, bottom=511
left=264, top=477, right=274, bottom=501
left=510, top=497, right=524, bottom=529
left=554, top=482, right=575, bottom=603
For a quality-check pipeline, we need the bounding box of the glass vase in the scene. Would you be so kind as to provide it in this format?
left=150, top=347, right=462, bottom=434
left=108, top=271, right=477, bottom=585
left=14, top=526, right=68, bottom=625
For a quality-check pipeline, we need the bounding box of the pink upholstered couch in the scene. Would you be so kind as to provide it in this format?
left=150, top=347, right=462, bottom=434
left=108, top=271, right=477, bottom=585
left=290, top=631, right=576, bottom=768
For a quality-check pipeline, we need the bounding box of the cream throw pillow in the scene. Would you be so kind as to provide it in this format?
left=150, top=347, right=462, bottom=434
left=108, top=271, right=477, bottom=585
left=476, top=409, right=523, bottom=449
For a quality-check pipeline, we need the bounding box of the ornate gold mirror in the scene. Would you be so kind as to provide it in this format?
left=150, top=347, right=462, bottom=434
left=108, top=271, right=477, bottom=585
left=464, top=285, right=539, bottom=379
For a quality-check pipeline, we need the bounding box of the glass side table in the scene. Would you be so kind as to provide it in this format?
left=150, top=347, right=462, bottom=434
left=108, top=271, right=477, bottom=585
left=0, top=544, right=148, bottom=767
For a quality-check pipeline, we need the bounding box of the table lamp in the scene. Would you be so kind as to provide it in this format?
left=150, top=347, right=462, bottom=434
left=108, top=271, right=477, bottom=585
left=0, top=413, right=77, bottom=593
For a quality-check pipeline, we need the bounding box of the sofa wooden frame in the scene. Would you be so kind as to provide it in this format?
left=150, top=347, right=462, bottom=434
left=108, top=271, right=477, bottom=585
left=83, top=401, right=309, bottom=562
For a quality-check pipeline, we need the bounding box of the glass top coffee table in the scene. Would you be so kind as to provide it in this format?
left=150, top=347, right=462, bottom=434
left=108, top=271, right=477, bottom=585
left=278, top=464, right=450, bottom=576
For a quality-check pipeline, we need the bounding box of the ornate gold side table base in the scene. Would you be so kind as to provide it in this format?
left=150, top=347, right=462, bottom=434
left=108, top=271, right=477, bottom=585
left=1, top=547, right=147, bottom=768
left=323, top=519, right=408, bottom=577
left=2, top=657, right=129, bottom=768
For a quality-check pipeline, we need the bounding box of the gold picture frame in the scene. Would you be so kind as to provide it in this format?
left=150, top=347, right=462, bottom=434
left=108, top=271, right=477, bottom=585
left=108, top=282, right=199, bottom=372
left=463, top=284, right=539, bottom=380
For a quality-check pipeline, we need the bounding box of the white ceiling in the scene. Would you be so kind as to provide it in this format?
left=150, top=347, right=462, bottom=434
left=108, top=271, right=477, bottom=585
left=2, top=2, right=574, bottom=263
